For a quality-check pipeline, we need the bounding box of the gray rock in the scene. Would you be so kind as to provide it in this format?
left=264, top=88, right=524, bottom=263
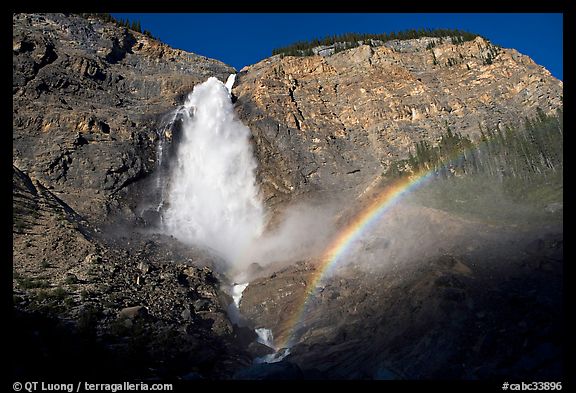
left=84, top=254, right=102, bottom=264
left=181, top=307, right=192, bottom=321
left=193, top=299, right=211, bottom=312
left=247, top=341, right=275, bottom=358
left=138, top=261, right=150, bottom=274
left=118, top=305, right=147, bottom=319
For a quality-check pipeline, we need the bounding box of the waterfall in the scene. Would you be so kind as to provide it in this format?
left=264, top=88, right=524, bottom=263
left=160, top=76, right=265, bottom=268
left=156, top=75, right=290, bottom=365
left=154, top=107, right=186, bottom=214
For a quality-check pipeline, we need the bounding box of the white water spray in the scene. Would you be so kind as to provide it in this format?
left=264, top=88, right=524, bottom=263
left=255, top=328, right=275, bottom=348
left=227, top=282, right=249, bottom=326
left=232, top=282, right=249, bottom=307
left=161, top=76, right=265, bottom=267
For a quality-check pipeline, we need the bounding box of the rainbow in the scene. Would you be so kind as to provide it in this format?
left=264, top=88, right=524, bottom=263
left=274, top=168, right=438, bottom=349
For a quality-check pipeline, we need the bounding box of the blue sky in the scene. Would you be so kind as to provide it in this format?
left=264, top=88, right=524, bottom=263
left=112, top=13, right=563, bottom=80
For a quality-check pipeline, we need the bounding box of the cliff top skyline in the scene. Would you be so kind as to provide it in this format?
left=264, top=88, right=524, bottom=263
left=111, top=13, right=563, bottom=80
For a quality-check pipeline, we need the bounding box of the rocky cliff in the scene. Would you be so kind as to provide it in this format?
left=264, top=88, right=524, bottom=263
left=13, top=13, right=563, bottom=218
left=234, top=36, right=562, bottom=204
left=13, top=12, right=234, bottom=223
left=13, top=13, right=250, bottom=380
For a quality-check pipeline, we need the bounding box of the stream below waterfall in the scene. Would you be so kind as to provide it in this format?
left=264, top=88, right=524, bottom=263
left=227, top=283, right=290, bottom=364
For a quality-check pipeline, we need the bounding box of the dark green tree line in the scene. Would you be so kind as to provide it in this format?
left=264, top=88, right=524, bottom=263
left=272, top=28, right=482, bottom=57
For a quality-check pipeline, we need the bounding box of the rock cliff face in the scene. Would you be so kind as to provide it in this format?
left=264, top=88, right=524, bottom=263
left=13, top=13, right=234, bottom=223
left=234, top=36, right=562, bottom=204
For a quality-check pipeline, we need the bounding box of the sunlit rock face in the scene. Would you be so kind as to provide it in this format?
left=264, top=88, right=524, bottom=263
left=234, top=37, right=562, bottom=205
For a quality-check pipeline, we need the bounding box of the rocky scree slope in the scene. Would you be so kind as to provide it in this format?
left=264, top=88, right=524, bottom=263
left=234, top=36, right=563, bottom=205
left=14, top=164, right=253, bottom=379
